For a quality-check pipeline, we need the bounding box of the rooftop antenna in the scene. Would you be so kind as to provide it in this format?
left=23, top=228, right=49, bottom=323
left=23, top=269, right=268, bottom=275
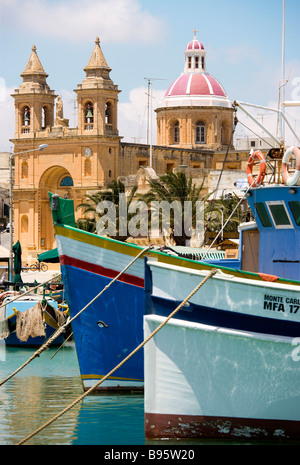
left=144, top=77, right=166, bottom=167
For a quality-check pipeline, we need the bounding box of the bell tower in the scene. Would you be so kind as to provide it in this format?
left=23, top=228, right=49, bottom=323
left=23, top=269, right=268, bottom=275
left=12, top=45, right=56, bottom=138
left=75, top=37, right=120, bottom=136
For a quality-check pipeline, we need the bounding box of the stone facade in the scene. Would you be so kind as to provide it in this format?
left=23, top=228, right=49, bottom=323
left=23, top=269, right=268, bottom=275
left=10, top=37, right=251, bottom=263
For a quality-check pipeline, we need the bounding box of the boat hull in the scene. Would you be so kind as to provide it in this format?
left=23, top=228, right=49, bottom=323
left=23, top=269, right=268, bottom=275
left=144, top=315, right=300, bottom=440
left=144, top=260, right=300, bottom=440
left=60, top=260, right=144, bottom=392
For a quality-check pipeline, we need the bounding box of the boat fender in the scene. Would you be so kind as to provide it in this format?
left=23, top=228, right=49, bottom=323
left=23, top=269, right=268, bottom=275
left=247, top=150, right=266, bottom=187
left=281, top=146, right=300, bottom=186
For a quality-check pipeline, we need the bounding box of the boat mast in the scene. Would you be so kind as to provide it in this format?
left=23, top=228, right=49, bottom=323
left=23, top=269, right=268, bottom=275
left=280, top=0, right=286, bottom=140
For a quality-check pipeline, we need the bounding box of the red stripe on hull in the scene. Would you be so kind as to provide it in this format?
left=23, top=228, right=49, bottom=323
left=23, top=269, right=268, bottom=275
left=60, top=255, right=144, bottom=288
left=145, top=413, right=300, bottom=440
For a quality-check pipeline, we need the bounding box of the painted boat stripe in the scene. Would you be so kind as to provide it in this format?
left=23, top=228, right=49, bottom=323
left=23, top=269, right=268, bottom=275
left=61, top=255, right=144, bottom=287
left=55, top=225, right=140, bottom=257
left=81, top=374, right=143, bottom=381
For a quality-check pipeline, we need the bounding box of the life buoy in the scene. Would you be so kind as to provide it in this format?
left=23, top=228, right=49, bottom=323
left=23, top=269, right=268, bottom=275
left=247, top=150, right=266, bottom=187
left=281, top=146, right=300, bottom=186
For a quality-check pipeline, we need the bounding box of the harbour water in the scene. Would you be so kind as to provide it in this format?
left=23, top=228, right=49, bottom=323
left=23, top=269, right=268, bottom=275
left=0, top=340, right=297, bottom=449
left=0, top=341, right=144, bottom=446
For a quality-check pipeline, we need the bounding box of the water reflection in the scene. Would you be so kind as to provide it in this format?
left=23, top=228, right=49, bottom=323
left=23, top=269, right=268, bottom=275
left=0, top=342, right=144, bottom=445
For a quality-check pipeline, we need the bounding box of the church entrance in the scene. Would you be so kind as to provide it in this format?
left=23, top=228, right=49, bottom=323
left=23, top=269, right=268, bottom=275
left=39, top=166, right=74, bottom=252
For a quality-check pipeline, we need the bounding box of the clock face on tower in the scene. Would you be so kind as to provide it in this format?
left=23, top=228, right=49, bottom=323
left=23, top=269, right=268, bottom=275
left=84, top=147, right=91, bottom=157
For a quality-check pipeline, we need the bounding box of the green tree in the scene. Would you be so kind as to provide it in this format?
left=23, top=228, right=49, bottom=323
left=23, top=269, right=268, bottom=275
left=139, top=171, right=210, bottom=246
left=205, top=193, right=244, bottom=242
left=76, top=180, right=138, bottom=241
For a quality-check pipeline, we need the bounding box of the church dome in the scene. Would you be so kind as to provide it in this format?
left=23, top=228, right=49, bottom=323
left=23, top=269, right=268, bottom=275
left=157, top=32, right=231, bottom=109
left=186, top=39, right=204, bottom=50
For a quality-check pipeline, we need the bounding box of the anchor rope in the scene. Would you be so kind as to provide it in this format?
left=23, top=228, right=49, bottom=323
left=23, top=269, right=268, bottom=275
left=16, top=267, right=218, bottom=445
left=0, top=245, right=152, bottom=387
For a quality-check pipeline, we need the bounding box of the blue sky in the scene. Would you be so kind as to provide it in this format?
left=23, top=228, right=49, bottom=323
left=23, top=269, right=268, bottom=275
left=1, top=0, right=300, bottom=151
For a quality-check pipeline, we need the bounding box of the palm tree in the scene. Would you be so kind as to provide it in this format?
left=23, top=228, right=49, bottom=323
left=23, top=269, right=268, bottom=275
left=139, top=171, right=210, bottom=246
left=204, top=193, right=244, bottom=243
left=77, top=180, right=138, bottom=241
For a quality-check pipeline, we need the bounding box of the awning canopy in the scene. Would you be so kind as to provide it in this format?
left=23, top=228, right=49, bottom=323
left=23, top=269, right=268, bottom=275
left=38, top=247, right=59, bottom=263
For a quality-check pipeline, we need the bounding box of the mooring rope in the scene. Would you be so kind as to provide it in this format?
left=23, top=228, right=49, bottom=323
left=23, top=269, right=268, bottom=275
left=0, top=245, right=152, bottom=387
left=16, top=267, right=217, bottom=445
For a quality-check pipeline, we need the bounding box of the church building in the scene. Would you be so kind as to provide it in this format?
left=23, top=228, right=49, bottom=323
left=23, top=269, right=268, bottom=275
left=156, top=30, right=235, bottom=151
left=10, top=33, right=249, bottom=263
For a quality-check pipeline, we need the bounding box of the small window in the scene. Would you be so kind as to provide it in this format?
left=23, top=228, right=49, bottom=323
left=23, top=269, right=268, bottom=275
left=21, top=161, right=28, bottom=179
left=174, top=121, right=180, bottom=144
left=196, top=121, right=206, bottom=144
left=266, top=201, right=293, bottom=229
left=255, top=202, right=272, bottom=227
left=188, top=57, right=192, bottom=68
left=195, top=56, right=199, bottom=69
left=289, top=201, right=300, bottom=226
left=60, top=176, right=73, bottom=186
left=23, top=106, right=30, bottom=126
left=85, top=102, right=94, bottom=130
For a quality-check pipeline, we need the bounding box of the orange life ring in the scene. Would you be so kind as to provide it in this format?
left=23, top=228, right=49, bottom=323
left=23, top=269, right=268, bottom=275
left=247, top=150, right=266, bottom=187
left=281, top=146, right=300, bottom=186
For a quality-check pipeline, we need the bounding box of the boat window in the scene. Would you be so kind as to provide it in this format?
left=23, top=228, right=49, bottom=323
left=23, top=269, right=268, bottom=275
left=255, top=202, right=272, bottom=227
left=266, top=201, right=293, bottom=229
left=288, top=201, right=300, bottom=226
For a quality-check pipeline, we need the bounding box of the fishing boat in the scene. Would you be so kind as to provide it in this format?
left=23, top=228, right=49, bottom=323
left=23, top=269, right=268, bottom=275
left=50, top=163, right=299, bottom=393
left=0, top=291, right=67, bottom=347
left=143, top=146, right=300, bottom=440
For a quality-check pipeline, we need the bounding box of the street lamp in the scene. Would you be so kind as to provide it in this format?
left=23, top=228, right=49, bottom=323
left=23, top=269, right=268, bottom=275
left=9, top=143, right=48, bottom=283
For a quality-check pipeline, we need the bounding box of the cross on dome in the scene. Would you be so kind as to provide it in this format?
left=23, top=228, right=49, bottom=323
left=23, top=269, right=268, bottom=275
left=193, top=28, right=198, bottom=39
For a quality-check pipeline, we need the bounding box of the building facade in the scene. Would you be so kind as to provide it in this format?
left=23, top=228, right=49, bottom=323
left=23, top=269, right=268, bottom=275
left=10, top=35, right=250, bottom=263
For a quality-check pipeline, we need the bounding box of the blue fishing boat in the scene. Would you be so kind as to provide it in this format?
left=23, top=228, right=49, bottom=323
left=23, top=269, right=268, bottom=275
left=144, top=146, right=300, bottom=440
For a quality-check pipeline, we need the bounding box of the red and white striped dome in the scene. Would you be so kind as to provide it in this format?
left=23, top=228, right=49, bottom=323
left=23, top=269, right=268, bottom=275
left=157, top=33, right=231, bottom=109
left=186, top=39, right=204, bottom=50
left=165, top=73, right=227, bottom=98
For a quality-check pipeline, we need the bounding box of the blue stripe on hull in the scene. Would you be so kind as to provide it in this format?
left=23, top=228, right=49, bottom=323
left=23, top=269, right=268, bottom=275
left=148, top=295, right=300, bottom=338
left=61, top=264, right=144, bottom=383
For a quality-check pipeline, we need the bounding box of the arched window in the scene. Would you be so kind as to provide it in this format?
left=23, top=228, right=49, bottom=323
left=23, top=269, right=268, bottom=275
left=105, top=102, right=112, bottom=124
left=60, top=176, right=73, bottom=186
left=21, top=161, right=28, bottom=179
left=84, top=159, right=91, bottom=177
left=21, top=215, right=28, bottom=233
left=174, top=121, right=180, bottom=144
left=85, top=102, right=94, bottom=130
left=41, top=106, right=47, bottom=129
left=195, top=121, right=206, bottom=144
left=23, top=106, right=30, bottom=126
